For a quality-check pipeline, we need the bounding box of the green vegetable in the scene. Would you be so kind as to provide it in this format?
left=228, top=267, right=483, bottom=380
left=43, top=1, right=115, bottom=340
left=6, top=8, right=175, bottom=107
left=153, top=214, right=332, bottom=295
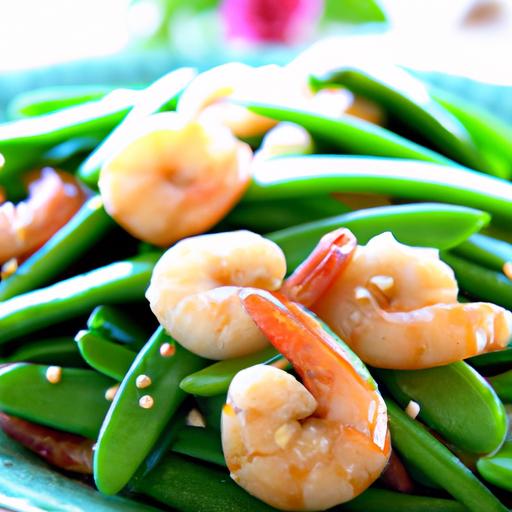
left=94, top=328, right=207, bottom=495
left=477, top=439, right=512, bottom=492
left=387, top=399, right=507, bottom=512
left=0, top=196, right=113, bottom=301
left=266, top=203, right=488, bottom=271
left=78, top=67, right=196, bottom=188
left=468, top=347, right=512, bottom=371
left=0, top=364, right=113, bottom=439
left=378, top=362, right=507, bottom=453
left=195, top=394, right=226, bottom=432
left=75, top=330, right=136, bottom=381
left=453, top=233, right=512, bottom=273
left=488, top=370, right=512, bottom=403
left=87, top=305, right=149, bottom=350
left=180, top=346, right=282, bottom=396
left=3, top=337, right=82, bottom=367
left=0, top=252, right=160, bottom=346
left=172, top=426, right=225, bottom=467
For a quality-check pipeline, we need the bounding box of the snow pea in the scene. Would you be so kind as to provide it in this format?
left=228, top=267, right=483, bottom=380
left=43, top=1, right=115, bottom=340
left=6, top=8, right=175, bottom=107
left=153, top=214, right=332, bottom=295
left=315, top=65, right=483, bottom=170
left=454, top=233, right=512, bottom=274
left=243, top=102, right=454, bottom=166
left=75, top=330, right=136, bottom=381
left=0, top=196, right=113, bottom=301
left=378, top=362, right=507, bottom=454
left=468, top=348, right=512, bottom=371
left=0, top=90, right=138, bottom=185
left=180, top=346, right=283, bottom=396
left=477, top=439, right=512, bottom=492
left=195, top=394, right=225, bottom=432
left=87, top=305, right=149, bottom=350
left=488, top=370, right=512, bottom=403
left=246, top=155, right=512, bottom=224
left=266, top=203, right=489, bottom=272
left=94, top=327, right=207, bottom=495
left=78, top=67, right=196, bottom=188
left=442, top=253, right=512, bottom=310
left=386, top=399, right=507, bottom=512
left=172, top=426, right=224, bottom=467
left=0, top=364, right=113, bottom=439
left=3, top=337, right=83, bottom=367
left=0, top=251, right=160, bottom=346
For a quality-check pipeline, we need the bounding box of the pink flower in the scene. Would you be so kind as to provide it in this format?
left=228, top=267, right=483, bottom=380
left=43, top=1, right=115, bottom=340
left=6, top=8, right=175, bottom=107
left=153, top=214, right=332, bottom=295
left=221, top=0, right=324, bottom=44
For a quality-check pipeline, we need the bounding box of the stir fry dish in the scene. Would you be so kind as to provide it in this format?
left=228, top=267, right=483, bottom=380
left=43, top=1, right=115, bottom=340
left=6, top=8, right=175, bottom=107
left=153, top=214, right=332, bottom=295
left=1, top=51, right=512, bottom=512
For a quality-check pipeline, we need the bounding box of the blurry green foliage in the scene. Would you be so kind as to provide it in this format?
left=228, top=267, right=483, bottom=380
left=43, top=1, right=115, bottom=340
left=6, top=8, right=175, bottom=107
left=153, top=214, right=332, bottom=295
left=322, top=0, right=386, bottom=24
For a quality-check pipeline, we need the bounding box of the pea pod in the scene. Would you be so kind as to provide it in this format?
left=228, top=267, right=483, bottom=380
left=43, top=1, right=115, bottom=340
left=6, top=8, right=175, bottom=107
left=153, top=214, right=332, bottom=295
left=75, top=330, right=136, bottom=381
left=488, top=370, right=512, bottom=403
left=378, top=362, right=507, bottom=454
left=87, top=305, right=149, bottom=350
left=266, top=203, right=489, bottom=272
left=0, top=251, right=160, bottom=346
left=3, top=337, right=83, bottom=367
left=0, top=196, right=113, bottom=301
left=454, top=233, right=512, bottom=274
left=0, top=364, right=113, bottom=439
left=195, top=394, right=226, bottom=432
left=477, top=439, right=512, bottom=492
left=94, top=328, right=207, bottom=495
left=244, top=102, right=454, bottom=166
left=314, top=65, right=483, bottom=170
left=442, top=253, right=512, bottom=310
left=78, top=67, right=196, bottom=188
left=386, top=399, right=507, bottom=512
left=172, top=426, right=225, bottom=467
left=468, top=348, right=512, bottom=371
left=246, top=155, right=512, bottom=224
left=180, top=346, right=283, bottom=396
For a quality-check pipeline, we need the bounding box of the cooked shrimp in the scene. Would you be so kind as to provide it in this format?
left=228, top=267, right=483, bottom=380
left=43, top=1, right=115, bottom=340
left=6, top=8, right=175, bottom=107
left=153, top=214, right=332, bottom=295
left=223, top=290, right=390, bottom=511
left=0, top=167, right=85, bottom=265
left=146, top=230, right=287, bottom=359
left=98, top=113, right=252, bottom=246
left=293, top=230, right=512, bottom=369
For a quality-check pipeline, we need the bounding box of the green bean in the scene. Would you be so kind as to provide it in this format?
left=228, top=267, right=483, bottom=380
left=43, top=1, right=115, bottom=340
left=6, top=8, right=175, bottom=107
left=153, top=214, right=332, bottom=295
left=78, top=67, right=196, bottom=188
left=3, top=337, right=83, bottom=367
left=442, top=253, right=512, bottom=310
left=172, top=426, right=225, bottom=467
left=0, top=196, right=113, bottom=301
left=477, top=439, right=512, bottom=492
left=180, top=346, right=283, bottom=396
left=266, top=203, right=489, bottom=272
left=136, top=452, right=278, bottom=512
left=87, top=305, right=149, bottom=350
left=314, top=65, right=483, bottom=170
left=488, top=370, right=512, bottom=403
left=454, top=233, right=512, bottom=273
left=75, top=330, right=136, bottom=381
left=0, top=252, right=160, bottom=346
left=94, top=328, right=207, bottom=495
left=0, top=90, right=138, bottom=185
left=6, top=85, right=120, bottom=119
left=468, top=348, right=512, bottom=371
left=246, top=155, right=512, bottom=224
left=0, top=364, right=113, bottom=439
left=378, top=362, right=507, bottom=453
left=386, top=399, right=507, bottom=512
left=243, top=102, right=454, bottom=165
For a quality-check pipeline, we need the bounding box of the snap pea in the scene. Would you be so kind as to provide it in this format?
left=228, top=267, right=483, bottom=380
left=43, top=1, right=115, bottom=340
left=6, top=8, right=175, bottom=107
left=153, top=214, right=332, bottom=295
left=0, top=90, right=138, bottom=185
left=75, top=330, right=136, bottom=381
left=195, top=394, right=226, bottom=432
left=0, top=251, right=160, bottom=346
left=442, top=253, right=512, bottom=310
left=180, top=346, right=282, bottom=396
left=314, top=65, right=483, bottom=170
left=3, top=337, right=83, bottom=367
left=244, top=102, right=454, bottom=165
left=6, top=84, right=119, bottom=119
left=172, top=426, right=225, bottom=467
left=386, top=399, right=507, bottom=512
left=0, top=196, right=114, bottom=301
left=378, top=362, right=507, bottom=454
left=87, top=305, right=149, bottom=350
left=0, top=364, right=113, bottom=439
left=78, top=67, right=196, bottom=188
left=246, top=155, right=512, bottom=224
left=488, top=370, right=512, bottom=403
left=94, top=327, right=207, bottom=495
left=477, top=439, right=512, bottom=492
left=266, top=203, right=489, bottom=272
left=468, top=348, right=512, bottom=371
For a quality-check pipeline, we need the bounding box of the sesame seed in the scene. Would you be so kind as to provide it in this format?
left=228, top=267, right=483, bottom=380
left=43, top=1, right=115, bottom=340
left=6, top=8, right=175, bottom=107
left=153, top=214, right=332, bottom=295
left=160, top=343, right=175, bottom=357
left=139, top=395, right=154, bottom=409
left=46, top=366, right=62, bottom=384
left=105, top=384, right=119, bottom=401
left=136, top=374, right=152, bottom=389
left=405, top=400, right=420, bottom=419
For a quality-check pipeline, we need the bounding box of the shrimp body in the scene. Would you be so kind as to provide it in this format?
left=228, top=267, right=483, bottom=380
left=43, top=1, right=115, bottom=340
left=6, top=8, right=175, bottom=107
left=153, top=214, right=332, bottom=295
left=223, top=291, right=390, bottom=511
left=146, top=231, right=286, bottom=359
left=0, top=167, right=85, bottom=264
left=307, top=232, right=512, bottom=369
left=99, top=113, right=252, bottom=246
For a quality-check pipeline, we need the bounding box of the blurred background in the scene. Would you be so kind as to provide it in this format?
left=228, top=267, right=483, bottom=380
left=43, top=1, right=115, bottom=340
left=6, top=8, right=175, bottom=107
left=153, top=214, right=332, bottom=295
left=0, top=0, right=511, bottom=120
